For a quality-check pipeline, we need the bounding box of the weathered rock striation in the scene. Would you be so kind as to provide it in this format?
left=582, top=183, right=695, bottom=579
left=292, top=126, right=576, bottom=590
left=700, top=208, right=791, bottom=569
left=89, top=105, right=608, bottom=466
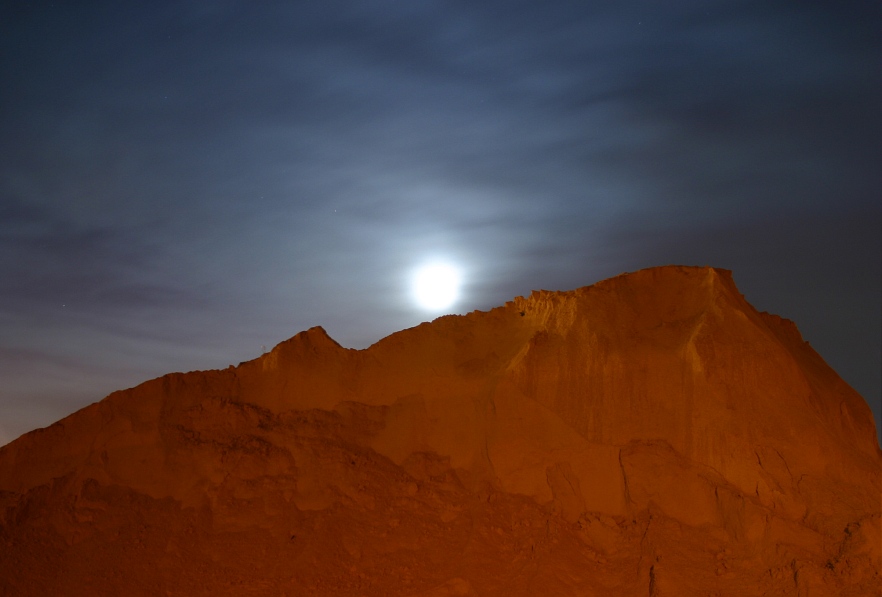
left=1, top=266, right=879, bottom=595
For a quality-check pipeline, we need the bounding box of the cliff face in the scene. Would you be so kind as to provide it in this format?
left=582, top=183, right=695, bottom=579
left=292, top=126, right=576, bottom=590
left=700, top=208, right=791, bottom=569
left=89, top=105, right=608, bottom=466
left=1, top=265, right=879, bottom=596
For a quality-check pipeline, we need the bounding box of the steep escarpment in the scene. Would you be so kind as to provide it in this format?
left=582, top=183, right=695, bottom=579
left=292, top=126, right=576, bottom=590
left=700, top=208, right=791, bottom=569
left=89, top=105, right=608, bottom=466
left=1, top=266, right=879, bottom=596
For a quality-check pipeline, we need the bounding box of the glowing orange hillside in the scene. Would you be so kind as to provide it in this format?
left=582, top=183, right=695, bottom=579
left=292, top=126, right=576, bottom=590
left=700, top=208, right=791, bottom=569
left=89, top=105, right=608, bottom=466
left=1, top=266, right=879, bottom=596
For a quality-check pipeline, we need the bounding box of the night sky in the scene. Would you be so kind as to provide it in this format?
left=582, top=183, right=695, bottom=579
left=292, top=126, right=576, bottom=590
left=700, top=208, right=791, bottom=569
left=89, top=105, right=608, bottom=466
left=1, top=1, right=880, bottom=447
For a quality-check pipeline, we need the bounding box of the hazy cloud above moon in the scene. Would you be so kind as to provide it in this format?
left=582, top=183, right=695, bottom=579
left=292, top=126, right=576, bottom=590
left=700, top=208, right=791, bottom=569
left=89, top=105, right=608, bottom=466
left=1, top=0, right=879, bottom=444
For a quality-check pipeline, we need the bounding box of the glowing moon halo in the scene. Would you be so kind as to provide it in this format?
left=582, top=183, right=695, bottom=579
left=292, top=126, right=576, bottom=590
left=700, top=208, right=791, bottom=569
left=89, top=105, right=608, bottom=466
left=411, top=262, right=461, bottom=311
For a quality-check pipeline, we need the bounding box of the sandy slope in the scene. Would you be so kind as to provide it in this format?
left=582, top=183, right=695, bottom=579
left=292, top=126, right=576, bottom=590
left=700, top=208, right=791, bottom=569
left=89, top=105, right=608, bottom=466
left=1, top=265, right=879, bottom=595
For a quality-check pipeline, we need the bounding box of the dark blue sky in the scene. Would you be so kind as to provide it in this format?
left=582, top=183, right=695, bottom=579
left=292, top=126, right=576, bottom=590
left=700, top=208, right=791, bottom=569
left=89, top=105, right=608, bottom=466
left=1, top=0, right=880, bottom=446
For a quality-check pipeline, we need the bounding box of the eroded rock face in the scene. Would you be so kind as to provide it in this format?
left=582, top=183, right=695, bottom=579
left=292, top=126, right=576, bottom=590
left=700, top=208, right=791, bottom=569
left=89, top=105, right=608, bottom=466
left=1, top=266, right=879, bottom=596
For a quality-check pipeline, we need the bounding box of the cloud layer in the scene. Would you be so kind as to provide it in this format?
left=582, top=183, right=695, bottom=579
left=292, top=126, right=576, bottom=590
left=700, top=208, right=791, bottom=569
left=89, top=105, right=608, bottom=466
left=1, top=0, right=879, bottom=444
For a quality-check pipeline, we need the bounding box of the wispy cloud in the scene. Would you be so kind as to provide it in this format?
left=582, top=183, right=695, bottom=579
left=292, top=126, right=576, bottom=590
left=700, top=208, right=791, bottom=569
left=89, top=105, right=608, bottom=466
left=0, top=0, right=879, bottom=442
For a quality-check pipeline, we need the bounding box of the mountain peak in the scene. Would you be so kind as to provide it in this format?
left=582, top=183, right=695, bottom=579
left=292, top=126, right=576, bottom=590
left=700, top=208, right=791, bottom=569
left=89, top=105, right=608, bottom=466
left=1, top=266, right=879, bottom=595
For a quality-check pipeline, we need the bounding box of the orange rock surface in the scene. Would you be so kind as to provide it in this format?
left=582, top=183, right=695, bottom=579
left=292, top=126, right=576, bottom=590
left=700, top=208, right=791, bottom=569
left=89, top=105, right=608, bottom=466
left=1, top=266, right=879, bottom=595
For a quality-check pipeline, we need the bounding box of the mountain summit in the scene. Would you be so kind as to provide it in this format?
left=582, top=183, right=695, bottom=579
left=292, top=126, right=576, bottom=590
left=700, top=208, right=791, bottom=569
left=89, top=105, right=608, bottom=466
left=1, top=266, right=879, bottom=595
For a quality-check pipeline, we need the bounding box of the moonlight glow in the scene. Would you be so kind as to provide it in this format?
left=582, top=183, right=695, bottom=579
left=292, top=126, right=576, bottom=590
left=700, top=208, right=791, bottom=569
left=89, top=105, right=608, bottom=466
left=412, top=263, right=461, bottom=311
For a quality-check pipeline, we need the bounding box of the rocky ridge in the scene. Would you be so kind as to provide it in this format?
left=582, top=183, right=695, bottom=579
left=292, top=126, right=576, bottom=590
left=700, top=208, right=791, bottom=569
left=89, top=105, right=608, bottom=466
left=1, top=265, right=879, bottom=595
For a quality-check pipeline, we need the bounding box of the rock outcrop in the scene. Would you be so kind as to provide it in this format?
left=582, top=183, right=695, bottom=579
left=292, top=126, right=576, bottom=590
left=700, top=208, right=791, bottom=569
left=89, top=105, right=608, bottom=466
left=1, top=266, right=879, bottom=595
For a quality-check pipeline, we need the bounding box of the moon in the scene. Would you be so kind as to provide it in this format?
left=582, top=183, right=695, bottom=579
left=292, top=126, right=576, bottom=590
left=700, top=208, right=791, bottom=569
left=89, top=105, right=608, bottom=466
left=411, top=262, right=461, bottom=311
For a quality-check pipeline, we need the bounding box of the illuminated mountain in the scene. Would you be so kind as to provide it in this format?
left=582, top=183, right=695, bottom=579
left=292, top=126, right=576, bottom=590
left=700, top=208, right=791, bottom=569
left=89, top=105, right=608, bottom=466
left=1, top=266, right=878, bottom=596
